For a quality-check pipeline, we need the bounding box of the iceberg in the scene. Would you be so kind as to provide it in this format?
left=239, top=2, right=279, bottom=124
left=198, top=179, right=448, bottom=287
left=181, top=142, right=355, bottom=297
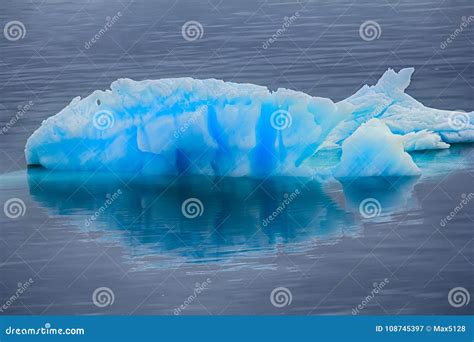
left=323, top=68, right=474, bottom=149
left=334, top=119, right=421, bottom=178
left=25, top=68, right=473, bottom=178
left=25, top=78, right=352, bottom=177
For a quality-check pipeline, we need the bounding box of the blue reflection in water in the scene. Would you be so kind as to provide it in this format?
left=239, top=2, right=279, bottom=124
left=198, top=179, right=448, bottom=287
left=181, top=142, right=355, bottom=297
left=24, top=166, right=422, bottom=267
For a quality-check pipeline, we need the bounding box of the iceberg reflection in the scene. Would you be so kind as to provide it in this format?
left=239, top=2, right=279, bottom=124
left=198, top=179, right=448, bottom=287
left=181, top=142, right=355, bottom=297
left=24, top=167, right=420, bottom=266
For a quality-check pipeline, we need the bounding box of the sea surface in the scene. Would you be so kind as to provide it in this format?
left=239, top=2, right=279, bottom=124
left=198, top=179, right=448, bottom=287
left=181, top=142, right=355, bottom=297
left=0, top=0, right=473, bottom=315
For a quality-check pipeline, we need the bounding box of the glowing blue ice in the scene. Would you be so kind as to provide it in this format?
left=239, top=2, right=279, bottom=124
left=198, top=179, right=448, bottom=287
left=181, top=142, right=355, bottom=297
left=25, top=78, right=353, bottom=177
left=25, top=68, right=473, bottom=178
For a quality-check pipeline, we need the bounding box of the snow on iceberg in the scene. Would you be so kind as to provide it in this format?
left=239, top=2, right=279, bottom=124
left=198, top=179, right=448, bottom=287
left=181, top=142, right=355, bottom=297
left=334, top=119, right=421, bottom=178
left=25, top=68, right=472, bottom=178
left=323, top=68, right=474, bottom=150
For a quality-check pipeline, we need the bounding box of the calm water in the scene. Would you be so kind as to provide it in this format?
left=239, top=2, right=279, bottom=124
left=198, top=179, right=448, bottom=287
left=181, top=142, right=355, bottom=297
left=0, top=0, right=473, bottom=315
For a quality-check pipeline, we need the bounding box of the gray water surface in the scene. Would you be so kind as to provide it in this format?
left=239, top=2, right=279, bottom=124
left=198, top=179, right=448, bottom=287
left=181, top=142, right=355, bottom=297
left=0, top=0, right=473, bottom=315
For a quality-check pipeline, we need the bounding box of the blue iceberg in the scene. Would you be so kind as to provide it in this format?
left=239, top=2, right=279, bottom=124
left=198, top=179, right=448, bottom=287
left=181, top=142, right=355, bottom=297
left=25, top=68, right=473, bottom=178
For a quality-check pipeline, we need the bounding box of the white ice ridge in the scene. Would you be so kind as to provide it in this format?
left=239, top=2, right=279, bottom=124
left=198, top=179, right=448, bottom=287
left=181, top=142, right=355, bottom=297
left=323, top=68, right=474, bottom=150
left=401, top=130, right=449, bottom=152
left=25, top=68, right=473, bottom=178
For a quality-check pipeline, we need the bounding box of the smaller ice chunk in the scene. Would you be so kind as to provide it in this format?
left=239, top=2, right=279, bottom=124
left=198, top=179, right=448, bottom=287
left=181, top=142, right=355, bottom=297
left=401, top=130, right=449, bottom=151
left=334, top=119, right=421, bottom=178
